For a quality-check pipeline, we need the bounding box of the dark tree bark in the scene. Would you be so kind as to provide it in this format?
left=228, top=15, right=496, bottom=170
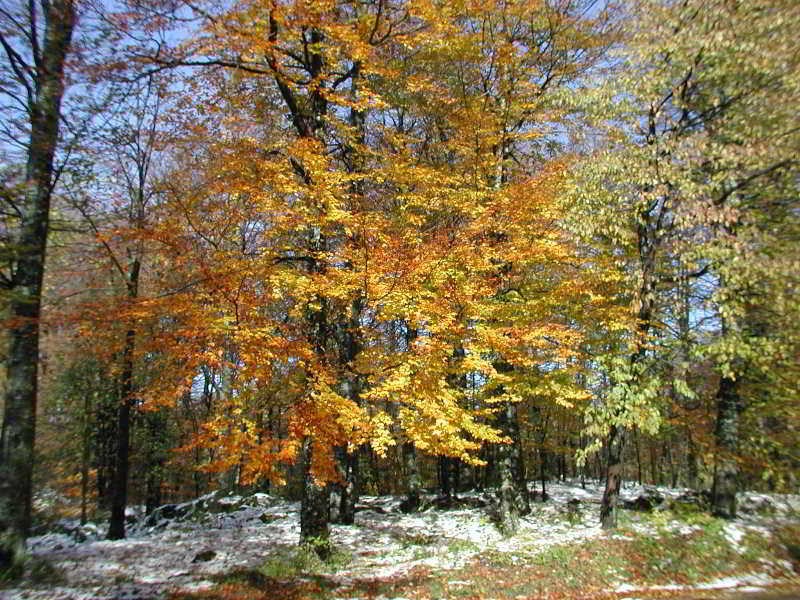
left=438, top=455, right=454, bottom=501
left=0, top=0, right=76, bottom=570
left=80, top=392, right=92, bottom=525
left=496, top=402, right=529, bottom=534
left=539, top=448, right=548, bottom=499
left=94, top=393, right=118, bottom=510
left=399, top=326, right=421, bottom=513
left=106, top=225, right=142, bottom=539
left=479, top=443, right=494, bottom=490
left=600, top=425, right=625, bottom=529
left=337, top=449, right=359, bottom=525
left=634, top=427, right=643, bottom=485
left=107, top=325, right=137, bottom=540
left=437, top=345, right=468, bottom=506
left=400, top=442, right=422, bottom=513
left=334, top=298, right=364, bottom=525
left=538, top=412, right=551, bottom=500
left=686, top=430, right=699, bottom=491
left=712, top=375, right=739, bottom=518
left=144, top=409, right=168, bottom=514
left=300, top=438, right=331, bottom=558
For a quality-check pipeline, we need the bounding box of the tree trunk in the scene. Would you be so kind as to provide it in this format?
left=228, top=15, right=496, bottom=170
left=649, top=445, right=657, bottom=485
left=634, top=427, right=643, bottom=485
left=538, top=414, right=550, bottom=501
left=712, top=375, right=739, bottom=518
left=399, top=324, right=421, bottom=513
left=107, top=245, right=141, bottom=540
left=539, top=448, right=548, bottom=499
left=0, top=0, right=76, bottom=570
left=600, top=425, right=625, bottom=529
left=145, top=409, right=167, bottom=514
left=598, top=127, right=658, bottom=529
left=400, top=442, right=422, bottom=513
left=94, top=393, right=116, bottom=511
left=665, top=441, right=678, bottom=488
left=336, top=447, right=359, bottom=525
left=80, top=393, right=92, bottom=525
left=686, top=429, right=698, bottom=491
left=438, top=455, right=454, bottom=502
left=334, top=297, right=363, bottom=525
left=107, top=327, right=135, bottom=540
left=452, top=457, right=461, bottom=493
left=496, top=402, right=529, bottom=534
left=300, top=438, right=331, bottom=558
left=483, top=443, right=496, bottom=490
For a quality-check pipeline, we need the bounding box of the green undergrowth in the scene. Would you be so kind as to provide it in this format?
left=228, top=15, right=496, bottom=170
left=171, top=545, right=352, bottom=600
left=259, top=541, right=352, bottom=579
left=0, top=554, right=64, bottom=587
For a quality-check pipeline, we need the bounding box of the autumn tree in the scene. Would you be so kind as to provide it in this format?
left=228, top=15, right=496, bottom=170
left=0, top=0, right=76, bottom=570
left=66, top=72, right=167, bottom=538
left=567, top=0, right=800, bottom=525
left=114, top=0, right=601, bottom=548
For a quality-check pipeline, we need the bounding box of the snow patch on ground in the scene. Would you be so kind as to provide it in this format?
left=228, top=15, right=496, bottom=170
left=614, top=572, right=778, bottom=596
left=724, top=522, right=748, bottom=553
left=4, top=481, right=798, bottom=600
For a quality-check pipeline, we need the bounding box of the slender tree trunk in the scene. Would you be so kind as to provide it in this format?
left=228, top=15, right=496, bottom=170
left=337, top=448, right=359, bottom=525
left=686, top=430, right=698, bottom=490
left=665, top=441, right=678, bottom=488
left=539, top=449, right=548, bottom=499
left=634, top=427, right=643, bottom=485
left=144, top=409, right=167, bottom=514
left=452, top=457, right=461, bottom=493
left=677, top=268, right=697, bottom=491
left=80, top=393, right=92, bottom=525
left=334, top=297, right=363, bottom=525
left=107, top=243, right=141, bottom=539
left=438, top=456, right=454, bottom=502
left=600, top=425, right=625, bottom=529
left=368, top=448, right=380, bottom=494
left=0, top=0, right=76, bottom=570
left=107, top=327, right=135, bottom=540
left=400, top=442, right=422, bottom=513
left=712, top=375, right=739, bottom=518
left=399, top=324, right=421, bottom=512
left=483, top=444, right=495, bottom=490
left=95, top=394, right=116, bottom=511
left=538, top=414, right=550, bottom=500
left=439, top=345, right=466, bottom=506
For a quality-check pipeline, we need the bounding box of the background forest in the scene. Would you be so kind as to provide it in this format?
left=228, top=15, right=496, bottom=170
left=0, top=0, right=799, bottom=581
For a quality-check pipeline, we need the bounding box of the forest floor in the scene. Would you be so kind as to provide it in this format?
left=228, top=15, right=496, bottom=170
left=2, top=480, right=799, bottom=600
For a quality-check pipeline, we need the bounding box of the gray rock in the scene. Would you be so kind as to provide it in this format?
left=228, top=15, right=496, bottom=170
left=192, top=549, right=217, bottom=563
left=669, top=490, right=710, bottom=513
left=622, top=486, right=665, bottom=511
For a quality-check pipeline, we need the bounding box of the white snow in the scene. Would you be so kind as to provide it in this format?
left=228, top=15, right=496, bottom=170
left=4, top=481, right=798, bottom=599
left=614, top=572, right=779, bottom=595
left=724, top=521, right=748, bottom=553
